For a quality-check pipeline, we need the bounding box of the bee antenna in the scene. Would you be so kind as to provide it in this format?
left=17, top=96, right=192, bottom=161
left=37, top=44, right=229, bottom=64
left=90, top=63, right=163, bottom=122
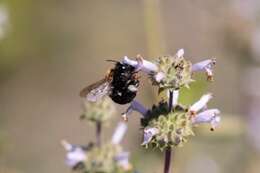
left=106, top=59, right=119, bottom=63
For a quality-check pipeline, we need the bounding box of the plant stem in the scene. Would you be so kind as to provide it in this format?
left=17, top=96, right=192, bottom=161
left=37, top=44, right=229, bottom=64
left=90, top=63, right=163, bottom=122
left=168, top=90, right=173, bottom=111
left=164, top=90, right=173, bottom=173
left=96, top=121, right=102, bottom=147
left=164, top=147, right=172, bottom=173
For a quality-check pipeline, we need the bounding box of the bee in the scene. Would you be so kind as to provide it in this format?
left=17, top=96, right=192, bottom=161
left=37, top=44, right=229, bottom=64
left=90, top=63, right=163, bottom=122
left=80, top=61, right=140, bottom=104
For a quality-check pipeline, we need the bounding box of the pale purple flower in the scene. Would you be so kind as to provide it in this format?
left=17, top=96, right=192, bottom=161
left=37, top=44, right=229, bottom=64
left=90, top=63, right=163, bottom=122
left=176, top=49, right=184, bottom=58
left=192, top=59, right=216, bottom=80
left=189, top=93, right=213, bottom=113
left=154, top=72, right=165, bottom=82
left=122, top=56, right=158, bottom=73
left=111, top=122, right=128, bottom=145
left=115, top=152, right=132, bottom=170
left=61, top=140, right=86, bottom=168
left=122, top=100, right=148, bottom=121
left=192, top=109, right=221, bottom=130
left=141, top=127, right=159, bottom=145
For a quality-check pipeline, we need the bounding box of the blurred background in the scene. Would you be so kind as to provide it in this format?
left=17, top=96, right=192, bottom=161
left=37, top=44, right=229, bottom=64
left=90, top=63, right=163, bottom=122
left=0, top=0, right=260, bottom=173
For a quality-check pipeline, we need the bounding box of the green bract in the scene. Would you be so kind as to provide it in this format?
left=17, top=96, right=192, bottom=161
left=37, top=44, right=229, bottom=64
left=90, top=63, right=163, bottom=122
left=141, top=102, right=194, bottom=150
left=81, top=96, right=116, bottom=123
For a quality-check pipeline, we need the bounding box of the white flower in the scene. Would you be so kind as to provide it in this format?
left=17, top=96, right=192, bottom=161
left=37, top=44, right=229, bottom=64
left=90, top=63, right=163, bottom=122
left=154, top=72, right=165, bottom=82
left=61, top=140, right=86, bottom=168
left=176, top=49, right=184, bottom=58
left=122, top=55, right=158, bottom=73
left=189, top=93, right=213, bottom=113
left=115, top=152, right=132, bottom=170
left=122, top=100, right=148, bottom=121
left=141, top=127, right=159, bottom=145
left=111, top=122, right=128, bottom=145
left=192, top=59, right=216, bottom=81
left=192, top=109, right=221, bottom=130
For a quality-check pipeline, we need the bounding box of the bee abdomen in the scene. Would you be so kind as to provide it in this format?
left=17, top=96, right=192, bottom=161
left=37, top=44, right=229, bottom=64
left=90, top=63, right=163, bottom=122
left=109, top=62, right=139, bottom=104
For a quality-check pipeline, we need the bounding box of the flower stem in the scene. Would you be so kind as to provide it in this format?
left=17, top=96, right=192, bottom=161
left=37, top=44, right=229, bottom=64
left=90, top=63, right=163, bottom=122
left=164, top=90, right=173, bottom=173
left=96, top=121, right=102, bottom=147
left=164, top=147, right=172, bottom=173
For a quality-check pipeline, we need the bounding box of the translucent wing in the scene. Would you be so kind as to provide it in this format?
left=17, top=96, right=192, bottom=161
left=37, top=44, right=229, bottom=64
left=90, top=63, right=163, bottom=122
left=80, top=78, right=110, bottom=102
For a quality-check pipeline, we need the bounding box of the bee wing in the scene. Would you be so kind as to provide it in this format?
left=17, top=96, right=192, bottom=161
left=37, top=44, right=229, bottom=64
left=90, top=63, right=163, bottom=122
left=80, top=78, right=111, bottom=102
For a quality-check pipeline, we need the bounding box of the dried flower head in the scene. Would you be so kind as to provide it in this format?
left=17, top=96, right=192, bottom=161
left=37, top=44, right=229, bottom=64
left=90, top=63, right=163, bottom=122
left=80, top=96, right=116, bottom=123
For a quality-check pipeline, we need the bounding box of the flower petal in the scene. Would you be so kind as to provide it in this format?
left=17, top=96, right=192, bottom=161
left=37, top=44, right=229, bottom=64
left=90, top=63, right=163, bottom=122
left=154, top=72, right=165, bottom=82
left=141, top=127, right=159, bottom=145
left=192, top=109, right=221, bottom=129
left=61, top=140, right=86, bottom=168
left=122, top=56, right=158, bottom=73
left=115, top=152, right=132, bottom=170
left=176, top=49, right=184, bottom=58
left=122, top=100, right=148, bottom=120
left=111, top=122, right=128, bottom=144
left=192, top=59, right=216, bottom=72
left=189, top=93, right=213, bottom=113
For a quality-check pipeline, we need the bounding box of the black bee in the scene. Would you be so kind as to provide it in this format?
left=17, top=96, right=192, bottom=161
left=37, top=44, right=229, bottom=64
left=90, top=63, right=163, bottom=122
left=80, top=61, right=140, bottom=104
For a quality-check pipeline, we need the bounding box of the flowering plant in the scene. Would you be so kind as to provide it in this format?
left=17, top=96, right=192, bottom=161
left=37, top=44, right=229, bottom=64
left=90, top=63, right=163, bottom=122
left=61, top=49, right=220, bottom=173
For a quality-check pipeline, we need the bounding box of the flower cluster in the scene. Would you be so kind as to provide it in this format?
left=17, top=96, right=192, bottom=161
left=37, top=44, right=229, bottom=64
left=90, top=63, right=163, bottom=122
left=62, top=48, right=220, bottom=173
left=62, top=122, right=132, bottom=173
left=80, top=96, right=116, bottom=123
left=122, top=49, right=220, bottom=150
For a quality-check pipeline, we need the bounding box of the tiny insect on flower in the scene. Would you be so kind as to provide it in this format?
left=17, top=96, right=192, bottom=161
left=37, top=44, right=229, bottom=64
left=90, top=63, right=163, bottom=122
left=80, top=59, right=140, bottom=105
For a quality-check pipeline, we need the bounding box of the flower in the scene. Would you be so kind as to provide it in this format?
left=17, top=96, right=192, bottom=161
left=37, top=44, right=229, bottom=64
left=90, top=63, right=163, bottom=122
left=135, top=92, right=220, bottom=150
left=82, top=122, right=133, bottom=173
left=114, top=152, right=132, bottom=171
left=189, top=93, right=213, bottom=114
left=192, top=109, right=221, bottom=130
left=111, top=122, right=128, bottom=145
left=61, top=140, right=87, bottom=169
left=149, top=50, right=193, bottom=90
left=176, top=48, right=184, bottom=58
left=192, top=58, right=216, bottom=81
left=121, top=100, right=148, bottom=121
left=122, top=55, right=158, bottom=73
left=81, top=96, right=116, bottom=123
left=142, top=127, right=159, bottom=145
